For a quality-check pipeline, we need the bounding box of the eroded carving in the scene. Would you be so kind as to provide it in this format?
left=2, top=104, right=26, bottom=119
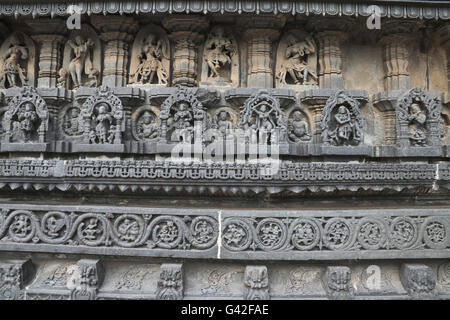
left=3, top=86, right=48, bottom=144
left=79, top=86, right=124, bottom=145
left=129, top=26, right=169, bottom=86
left=400, top=264, right=436, bottom=298
left=70, top=259, right=104, bottom=300
left=201, top=26, right=238, bottom=86
left=321, top=91, right=364, bottom=146
left=240, top=90, right=287, bottom=144
left=132, top=106, right=158, bottom=141
left=158, top=87, right=206, bottom=143
left=396, top=88, right=441, bottom=148
left=156, top=263, right=183, bottom=300
left=0, top=34, right=31, bottom=89
left=276, top=31, right=318, bottom=87
left=287, top=108, right=311, bottom=142
left=323, top=266, right=352, bottom=298
left=61, top=27, right=101, bottom=89
left=244, top=266, right=270, bottom=300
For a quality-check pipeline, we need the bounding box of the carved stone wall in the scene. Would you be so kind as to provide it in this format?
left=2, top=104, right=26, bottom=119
left=0, top=0, right=448, bottom=300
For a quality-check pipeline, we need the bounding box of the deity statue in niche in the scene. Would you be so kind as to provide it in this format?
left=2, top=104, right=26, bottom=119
left=129, top=34, right=168, bottom=85
left=321, top=91, right=364, bottom=146
left=408, top=103, right=427, bottom=146
left=136, top=111, right=158, bottom=140
left=0, top=35, right=29, bottom=88
left=172, top=101, right=194, bottom=142
left=91, top=103, right=114, bottom=144
left=66, top=36, right=98, bottom=89
left=288, top=110, right=311, bottom=142
left=214, top=110, right=233, bottom=138
left=332, top=106, right=361, bottom=145
left=276, top=33, right=318, bottom=87
left=204, top=27, right=236, bottom=80
left=63, top=107, right=83, bottom=136
left=17, top=102, right=38, bottom=142
left=240, top=91, right=287, bottom=144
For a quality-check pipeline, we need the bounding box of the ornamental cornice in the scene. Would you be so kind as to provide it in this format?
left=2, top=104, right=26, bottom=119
left=0, top=1, right=448, bottom=20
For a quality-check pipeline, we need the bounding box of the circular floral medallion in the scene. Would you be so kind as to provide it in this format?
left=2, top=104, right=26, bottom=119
left=112, top=214, right=145, bottom=247
left=289, top=218, right=321, bottom=251
left=149, top=216, right=183, bottom=249
left=256, top=218, right=287, bottom=251
left=357, top=218, right=387, bottom=250
left=390, top=217, right=418, bottom=249
left=8, top=210, right=35, bottom=242
left=222, top=218, right=252, bottom=251
left=422, top=217, right=448, bottom=249
left=190, top=216, right=218, bottom=249
left=77, top=214, right=107, bottom=246
left=323, top=218, right=353, bottom=250
left=41, top=211, right=69, bottom=243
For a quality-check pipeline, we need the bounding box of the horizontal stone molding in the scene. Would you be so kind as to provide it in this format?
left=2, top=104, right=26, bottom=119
left=0, top=160, right=443, bottom=194
left=0, top=204, right=448, bottom=261
left=0, top=1, right=449, bottom=20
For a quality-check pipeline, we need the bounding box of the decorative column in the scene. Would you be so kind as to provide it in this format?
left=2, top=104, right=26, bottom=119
left=378, top=21, right=418, bottom=91
left=163, top=17, right=209, bottom=87
left=310, top=18, right=349, bottom=89
left=240, top=16, right=285, bottom=88
left=26, top=19, right=67, bottom=88
left=31, top=35, right=65, bottom=88
left=91, top=16, right=138, bottom=87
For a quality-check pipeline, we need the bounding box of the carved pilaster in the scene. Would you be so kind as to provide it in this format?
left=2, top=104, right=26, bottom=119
left=374, top=91, right=404, bottom=145
left=244, top=266, right=270, bottom=300
left=439, top=25, right=450, bottom=91
left=70, top=259, right=104, bottom=300
left=309, top=18, right=350, bottom=89
left=31, top=35, right=65, bottom=88
left=156, top=263, right=183, bottom=300
left=0, top=259, right=34, bottom=300
left=378, top=21, right=419, bottom=91
left=241, top=16, right=285, bottom=88
left=163, top=17, right=209, bottom=87
left=91, top=16, right=138, bottom=87
left=315, top=31, right=346, bottom=89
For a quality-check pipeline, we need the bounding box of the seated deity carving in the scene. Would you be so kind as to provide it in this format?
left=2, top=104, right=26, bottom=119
left=210, top=109, right=236, bottom=140
left=63, top=107, right=83, bottom=136
left=129, top=34, right=169, bottom=85
left=137, top=111, right=158, bottom=140
left=276, top=33, right=318, bottom=87
left=408, top=103, right=427, bottom=146
left=288, top=110, right=311, bottom=142
left=0, top=35, right=29, bottom=89
left=321, top=92, right=364, bottom=146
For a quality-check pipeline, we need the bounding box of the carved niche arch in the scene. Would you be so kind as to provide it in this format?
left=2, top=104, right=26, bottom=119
left=321, top=91, right=364, bottom=146
left=129, top=24, right=170, bottom=86
left=61, top=25, right=102, bottom=90
left=200, top=25, right=239, bottom=87
left=275, top=30, right=318, bottom=88
left=240, top=90, right=288, bottom=144
left=3, top=86, right=48, bottom=143
left=158, top=86, right=206, bottom=143
left=80, top=86, right=124, bottom=145
left=396, top=88, right=441, bottom=148
left=0, top=32, right=36, bottom=88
